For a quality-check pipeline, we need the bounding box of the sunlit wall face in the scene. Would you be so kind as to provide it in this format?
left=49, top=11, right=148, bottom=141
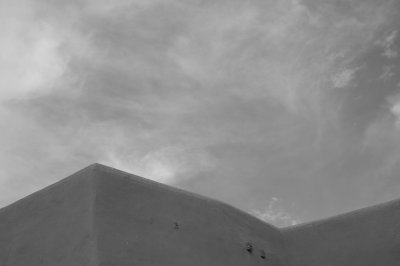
left=0, top=0, right=400, bottom=227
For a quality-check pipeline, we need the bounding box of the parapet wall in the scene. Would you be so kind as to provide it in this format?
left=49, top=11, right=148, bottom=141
left=282, top=199, right=400, bottom=266
left=1, top=163, right=400, bottom=266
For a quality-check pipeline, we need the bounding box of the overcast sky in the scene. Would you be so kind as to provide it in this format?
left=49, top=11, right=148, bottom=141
left=1, top=0, right=400, bottom=227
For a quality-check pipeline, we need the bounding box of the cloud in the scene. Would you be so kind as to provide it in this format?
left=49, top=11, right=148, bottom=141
left=331, top=67, right=359, bottom=88
left=251, top=197, right=300, bottom=227
left=0, top=1, right=64, bottom=101
left=376, top=30, right=398, bottom=59
left=104, top=146, right=215, bottom=184
left=388, top=94, right=400, bottom=129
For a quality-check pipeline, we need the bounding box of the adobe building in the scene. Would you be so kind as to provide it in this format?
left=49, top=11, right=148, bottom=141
left=0, top=163, right=399, bottom=265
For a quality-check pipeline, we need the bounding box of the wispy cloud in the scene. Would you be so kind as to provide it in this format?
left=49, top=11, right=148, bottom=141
left=332, top=67, right=359, bottom=88
left=104, top=146, right=215, bottom=184
left=251, top=197, right=300, bottom=227
left=0, top=2, right=64, bottom=101
left=376, top=30, right=398, bottom=59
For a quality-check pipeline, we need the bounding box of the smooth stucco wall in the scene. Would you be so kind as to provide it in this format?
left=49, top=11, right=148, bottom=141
left=282, top=200, right=400, bottom=266
left=0, top=166, right=98, bottom=266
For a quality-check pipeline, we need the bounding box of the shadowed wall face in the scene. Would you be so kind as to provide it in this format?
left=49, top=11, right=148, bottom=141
left=283, top=200, right=400, bottom=266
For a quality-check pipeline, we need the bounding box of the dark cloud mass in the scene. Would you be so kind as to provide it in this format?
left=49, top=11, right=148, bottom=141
left=1, top=0, right=400, bottom=226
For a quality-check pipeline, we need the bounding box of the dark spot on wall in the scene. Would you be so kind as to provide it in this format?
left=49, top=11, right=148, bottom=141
left=245, top=242, right=253, bottom=253
left=260, top=249, right=266, bottom=259
left=174, top=222, right=179, bottom=230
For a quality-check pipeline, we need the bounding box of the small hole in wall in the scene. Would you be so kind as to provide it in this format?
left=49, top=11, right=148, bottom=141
left=260, top=249, right=266, bottom=259
left=174, top=222, right=179, bottom=230
left=245, top=242, right=253, bottom=253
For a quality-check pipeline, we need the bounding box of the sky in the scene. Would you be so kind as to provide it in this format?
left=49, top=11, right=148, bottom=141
left=1, top=0, right=400, bottom=227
